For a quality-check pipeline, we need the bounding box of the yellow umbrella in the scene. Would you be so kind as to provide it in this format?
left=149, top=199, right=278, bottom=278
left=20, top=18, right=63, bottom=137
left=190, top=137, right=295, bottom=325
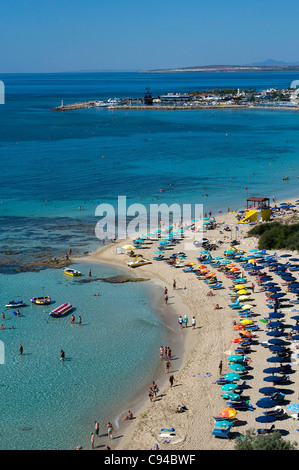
left=240, top=319, right=253, bottom=324
left=122, top=244, right=135, bottom=250
left=237, top=289, right=249, bottom=295
left=234, top=284, right=246, bottom=290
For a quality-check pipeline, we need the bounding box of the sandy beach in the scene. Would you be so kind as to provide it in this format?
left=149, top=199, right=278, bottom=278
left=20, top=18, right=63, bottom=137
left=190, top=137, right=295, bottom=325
left=79, top=197, right=299, bottom=451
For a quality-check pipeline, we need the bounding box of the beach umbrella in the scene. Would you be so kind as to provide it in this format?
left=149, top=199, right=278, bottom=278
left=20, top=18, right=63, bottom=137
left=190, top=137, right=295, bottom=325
left=280, top=254, right=292, bottom=258
left=268, top=338, right=287, bottom=345
left=221, top=383, right=239, bottom=392
left=224, top=372, right=241, bottom=381
left=237, top=290, right=249, bottom=295
left=222, top=392, right=241, bottom=401
left=255, top=415, right=276, bottom=424
left=219, top=408, right=238, bottom=419
left=266, top=330, right=284, bottom=337
left=214, top=420, right=234, bottom=428
left=154, top=250, right=164, bottom=254
left=227, top=354, right=245, bottom=362
left=240, top=304, right=253, bottom=310
left=269, top=345, right=287, bottom=353
left=234, top=284, right=246, bottom=290
left=268, top=313, right=284, bottom=319
left=267, top=287, right=281, bottom=292
left=267, top=356, right=288, bottom=363
left=263, top=375, right=283, bottom=383
left=231, top=338, right=244, bottom=344
left=256, top=397, right=276, bottom=409
left=240, top=319, right=253, bottom=325
left=269, top=293, right=286, bottom=299
left=229, top=363, right=246, bottom=372
left=291, top=325, right=299, bottom=331
left=186, top=262, right=196, bottom=266
left=122, top=244, right=136, bottom=250
left=267, top=321, right=284, bottom=328
left=259, top=387, right=278, bottom=395
left=292, top=335, right=299, bottom=340
left=263, top=367, right=281, bottom=374
left=238, top=295, right=251, bottom=301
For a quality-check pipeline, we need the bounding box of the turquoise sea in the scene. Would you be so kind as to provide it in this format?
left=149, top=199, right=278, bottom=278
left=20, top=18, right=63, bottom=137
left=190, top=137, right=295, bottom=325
left=1, top=71, right=299, bottom=449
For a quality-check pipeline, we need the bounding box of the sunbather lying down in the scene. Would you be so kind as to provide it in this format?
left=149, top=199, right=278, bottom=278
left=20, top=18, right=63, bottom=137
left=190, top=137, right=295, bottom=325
left=206, top=291, right=215, bottom=297
left=214, top=304, right=223, bottom=310
left=175, top=404, right=188, bottom=413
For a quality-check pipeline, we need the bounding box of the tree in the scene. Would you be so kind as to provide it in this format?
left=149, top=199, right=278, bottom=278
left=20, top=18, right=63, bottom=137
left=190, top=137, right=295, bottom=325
left=234, top=429, right=298, bottom=450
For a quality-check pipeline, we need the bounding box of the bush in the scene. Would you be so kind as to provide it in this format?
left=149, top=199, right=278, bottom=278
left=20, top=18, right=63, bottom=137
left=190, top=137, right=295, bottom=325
left=247, top=222, right=299, bottom=252
left=234, top=429, right=298, bottom=450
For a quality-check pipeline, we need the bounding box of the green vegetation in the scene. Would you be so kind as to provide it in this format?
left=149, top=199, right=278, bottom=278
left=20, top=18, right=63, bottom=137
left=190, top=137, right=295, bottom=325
left=247, top=222, right=299, bottom=252
left=234, top=430, right=298, bottom=450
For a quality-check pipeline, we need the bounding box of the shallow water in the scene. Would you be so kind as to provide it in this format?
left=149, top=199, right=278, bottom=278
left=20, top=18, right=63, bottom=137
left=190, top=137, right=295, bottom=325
left=0, top=262, right=168, bottom=450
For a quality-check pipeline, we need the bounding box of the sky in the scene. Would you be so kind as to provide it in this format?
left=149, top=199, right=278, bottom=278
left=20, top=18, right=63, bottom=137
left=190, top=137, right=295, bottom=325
left=1, top=0, right=299, bottom=73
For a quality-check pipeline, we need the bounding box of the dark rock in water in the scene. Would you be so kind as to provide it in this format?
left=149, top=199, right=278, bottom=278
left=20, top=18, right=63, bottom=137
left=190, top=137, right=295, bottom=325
left=100, top=275, right=150, bottom=283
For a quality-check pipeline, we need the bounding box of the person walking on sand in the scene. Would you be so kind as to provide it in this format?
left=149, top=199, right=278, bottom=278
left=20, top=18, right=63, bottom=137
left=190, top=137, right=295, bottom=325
left=173, top=279, right=176, bottom=290
left=251, top=282, right=255, bottom=293
left=107, top=422, right=113, bottom=439
left=184, top=315, right=188, bottom=328
left=192, top=316, right=196, bottom=330
left=169, top=375, right=175, bottom=388
left=219, top=360, right=223, bottom=376
left=165, top=360, right=171, bottom=373
left=178, top=316, right=183, bottom=328
left=164, top=293, right=168, bottom=305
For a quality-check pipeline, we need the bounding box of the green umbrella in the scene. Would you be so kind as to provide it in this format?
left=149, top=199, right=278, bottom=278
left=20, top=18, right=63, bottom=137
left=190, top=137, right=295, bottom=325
left=229, top=363, right=246, bottom=372
left=224, top=372, right=241, bottom=381
left=228, top=355, right=245, bottom=362
left=221, top=383, right=238, bottom=392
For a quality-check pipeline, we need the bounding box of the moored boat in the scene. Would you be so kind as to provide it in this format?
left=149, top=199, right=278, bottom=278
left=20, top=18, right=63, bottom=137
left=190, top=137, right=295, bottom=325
left=63, top=268, right=81, bottom=277
left=127, top=255, right=151, bottom=268
left=49, top=303, right=72, bottom=318
left=31, top=296, right=51, bottom=305
left=5, top=300, right=27, bottom=308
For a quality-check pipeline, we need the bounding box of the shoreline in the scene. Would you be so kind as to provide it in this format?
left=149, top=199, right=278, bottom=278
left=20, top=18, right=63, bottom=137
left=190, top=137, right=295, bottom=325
left=77, top=194, right=299, bottom=450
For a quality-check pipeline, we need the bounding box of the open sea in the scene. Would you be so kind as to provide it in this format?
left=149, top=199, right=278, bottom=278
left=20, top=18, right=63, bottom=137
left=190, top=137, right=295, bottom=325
left=1, top=71, right=299, bottom=449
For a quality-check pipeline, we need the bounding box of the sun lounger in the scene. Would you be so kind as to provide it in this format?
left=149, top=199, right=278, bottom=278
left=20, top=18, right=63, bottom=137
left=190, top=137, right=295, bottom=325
left=212, top=427, right=231, bottom=438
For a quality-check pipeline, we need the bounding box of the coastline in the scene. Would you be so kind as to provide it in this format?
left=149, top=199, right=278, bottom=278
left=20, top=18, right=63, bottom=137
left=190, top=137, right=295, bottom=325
left=77, top=194, right=299, bottom=450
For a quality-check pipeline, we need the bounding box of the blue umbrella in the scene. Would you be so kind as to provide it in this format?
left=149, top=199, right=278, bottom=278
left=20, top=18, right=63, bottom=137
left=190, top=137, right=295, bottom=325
left=267, top=356, right=288, bottom=363
left=263, top=376, right=283, bottom=382
left=268, top=313, right=284, bottom=319
left=269, top=293, right=286, bottom=299
left=291, top=325, right=299, bottom=331
left=267, top=321, right=284, bottom=328
left=256, top=415, right=276, bottom=423
left=263, top=367, right=281, bottom=374
left=259, top=387, right=278, bottom=395
left=268, top=338, right=287, bottom=345
left=269, top=345, right=287, bottom=352
left=266, top=330, right=284, bottom=337
left=292, top=334, right=299, bottom=340
left=256, top=397, right=276, bottom=408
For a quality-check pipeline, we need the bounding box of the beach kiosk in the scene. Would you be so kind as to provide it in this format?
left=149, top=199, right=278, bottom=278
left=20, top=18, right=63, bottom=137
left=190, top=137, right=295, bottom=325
left=239, top=197, right=271, bottom=223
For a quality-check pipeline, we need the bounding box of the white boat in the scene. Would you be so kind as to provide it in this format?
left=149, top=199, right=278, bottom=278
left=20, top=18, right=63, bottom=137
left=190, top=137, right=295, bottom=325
left=127, top=255, right=151, bottom=268
left=5, top=300, right=27, bottom=308
left=95, top=100, right=110, bottom=107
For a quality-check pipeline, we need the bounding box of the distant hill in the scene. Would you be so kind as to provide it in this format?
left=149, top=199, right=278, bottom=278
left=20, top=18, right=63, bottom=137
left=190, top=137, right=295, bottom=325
left=142, top=61, right=299, bottom=73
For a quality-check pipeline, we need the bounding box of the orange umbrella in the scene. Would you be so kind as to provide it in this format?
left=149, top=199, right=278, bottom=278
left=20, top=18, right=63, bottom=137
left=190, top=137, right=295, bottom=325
left=240, top=330, right=253, bottom=338
left=219, top=408, right=238, bottom=418
left=233, top=324, right=245, bottom=330
left=231, top=338, right=244, bottom=343
left=230, top=267, right=240, bottom=272
left=206, top=272, right=215, bottom=277
left=197, top=264, right=207, bottom=269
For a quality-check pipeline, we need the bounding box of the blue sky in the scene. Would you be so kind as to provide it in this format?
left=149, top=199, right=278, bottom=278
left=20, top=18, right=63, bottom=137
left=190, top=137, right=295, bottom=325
left=1, top=0, right=299, bottom=72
